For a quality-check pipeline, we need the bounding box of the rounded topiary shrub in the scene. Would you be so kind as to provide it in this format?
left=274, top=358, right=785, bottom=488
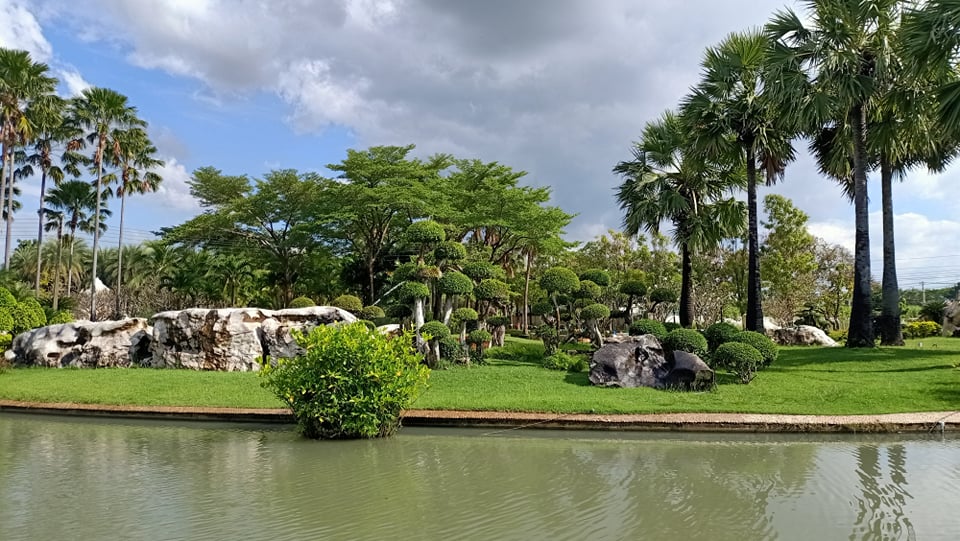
left=467, top=329, right=491, bottom=345
left=439, top=271, right=473, bottom=296
left=331, top=294, right=363, bottom=313
left=461, top=261, right=500, bottom=282
left=406, top=220, right=446, bottom=244
left=487, top=315, right=510, bottom=328
left=629, top=319, right=667, bottom=339
left=539, top=267, right=580, bottom=295
left=575, top=280, right=602, bottom=300
left=398, top=282, right=430, bottom=301
left=703, top=322, right=740, bottom=352
left=731, top=331, right=778, bottom=367
left=579, top=269, right=611, bottom=287
left=713, top=342, right=763, bottom=384
left=664, top=322, right=682, bottom=332
left=259, top=323, right=429, bottom=439
left=452, top=307, right=479, bottom=323
left=434, top=241, right=467, bottom=263
left=0, top=288, right=15, bottom=311
left=359, top=305, right=386, bottom=320
left=419, top=321, right=451, bottom=341
left=661, top=328, right=708, bottom=357
left=580, top=303, right=610, bottom=320
left=474, top=279, right=511, bottom=303
left=288, top=296, right=316, bottom=309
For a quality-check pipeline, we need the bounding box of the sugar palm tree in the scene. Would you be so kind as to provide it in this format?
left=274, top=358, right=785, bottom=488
left=614, top=111, right=745, bottom=327
left=0, top=47, right=58, bottom=269
left=682, top=29, right=797, bottom=332
left=69, top=87, right=144, bottom=320
left=44, top=180, right=110, bottom=297
left=766, top=0, right=901, bottom=347
left=902, top=0, right=960, bottom=137
left=106, top=126, right=163, bottom=316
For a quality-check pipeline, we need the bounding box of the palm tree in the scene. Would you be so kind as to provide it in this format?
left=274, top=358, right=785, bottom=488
left=70, top=87, right=144, bottom=320
left=213, top=255, right=255, bottom=306
left=0, top=48, right=58, bottom=269
left=43, top=209, right=65, bottom=309
left=902, top=0, right=960, bottom=138
left=766, top=0, right=901, bottom=347
left=44, top=180, right=109, bottom=297
left=614, top=111, right=745, bottom=327
left=682, top=29, right=797, bottom=332
left=106, top=126, right=163, bottom=316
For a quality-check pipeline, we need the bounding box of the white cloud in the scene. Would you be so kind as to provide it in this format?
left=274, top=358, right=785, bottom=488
left=58, top=68, right=91, bottom=96
left=808, top=220, right=854, bottom=253
left=275, top=59, right=374, bottom=133
left=152, top=158, right=200, bottom=212
left=0, top=0, right=52, bottom=61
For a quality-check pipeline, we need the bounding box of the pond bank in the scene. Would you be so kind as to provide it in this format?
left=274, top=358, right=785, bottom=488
left=2, top=399, right=957, bottom=433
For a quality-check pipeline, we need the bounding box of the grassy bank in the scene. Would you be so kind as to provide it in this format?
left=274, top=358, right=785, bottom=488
left=1, top=337, right=958, bottom=415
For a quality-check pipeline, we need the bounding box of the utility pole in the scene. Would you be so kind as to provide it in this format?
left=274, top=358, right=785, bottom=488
left=921, top=281, right=926, bottom=304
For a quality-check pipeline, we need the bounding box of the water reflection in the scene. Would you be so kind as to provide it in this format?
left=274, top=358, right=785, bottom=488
left=1, top=414, right=958, bottom=541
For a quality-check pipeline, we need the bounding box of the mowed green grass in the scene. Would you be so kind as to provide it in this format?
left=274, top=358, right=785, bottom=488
left=1, top=336, right=959, bottom=414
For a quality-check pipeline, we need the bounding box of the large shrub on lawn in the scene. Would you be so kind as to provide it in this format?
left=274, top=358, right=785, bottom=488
left=661, top=328, right=708, bottom=357
left=713, top=342, right=762, bottom=384
left=259, top=323, right=429, bottom=439
left=903, top=320, right=941, bottom=339
left=731, top=331, right=778, bottom=367
left=703, top=322, right=740, bottom=352
left=629, top=318, right=667, bottom=339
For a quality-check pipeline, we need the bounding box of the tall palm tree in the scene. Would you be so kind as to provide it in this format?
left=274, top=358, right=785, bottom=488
left=22, top=94, right=83, bottom=296
left=44, top=180, right=109, bottom=297
left=766, top=0, right=901, bottom=347
left=682, top=29, right=797, bottom=332
left=213, top=255, right=255, bottom=306
left=614, top=111, right=745, bottom=327
left=70, top=87, right=144, bottom=320
left=106, top=126, right=163, bottom=317
left=43, top=209, right=65, bottom=309
left=0, top=48, right=58, bottom=269
left=902, top=0, right=960, bottom=138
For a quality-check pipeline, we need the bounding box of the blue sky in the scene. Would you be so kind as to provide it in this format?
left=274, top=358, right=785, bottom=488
left=3, top=0, right=960, bottom=291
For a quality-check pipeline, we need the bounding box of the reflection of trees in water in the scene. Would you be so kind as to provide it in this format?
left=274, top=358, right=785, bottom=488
left=851, top=444, right=916, bottom=541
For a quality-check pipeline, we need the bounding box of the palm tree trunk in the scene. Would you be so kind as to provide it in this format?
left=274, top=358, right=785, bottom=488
left=0, top=145, right=6, bottom=270
left=34, top=168, right=49, bottom=297
left=115, top=191, right=127, bottom=318
left=680, top=242, right=694, bottom=328
left=3, top=145, right=14, bottom=270
left=878, top=155, right=903, bottom=345
left=90, top=154, right=103, bottom=321
left=66, top=229, right=76, bottom=296
left=847, top=103, right=875, bottom=348
left=522, top=250, right=532, bottom=335
left=367, top=257, right=376, bottom=306
left=745, top=146, right=764, bottom=332
left=53, top=224, right=63, bottom=311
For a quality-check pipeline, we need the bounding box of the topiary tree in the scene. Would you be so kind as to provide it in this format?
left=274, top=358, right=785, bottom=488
left=418, top=320, right=451, bottom=368
left=579, top=269, right=611, bottom=288
left=398, top=282, right=430, bottom=332
left=703, top=322, right=740, bottom=353
left=486, top=315, right=510, bottom=347
left=575, top=280, right=602, bottom=301
left=648, top=287, right=678, bottom=322
left=474, top=278, right=511, bottom=323
left=628, top=318, right=667, bottom=340
left=461, top=261, right=501, bottom=283
left=433, top=241, right=467, bottom=267
left=713, top=342, right=762, bottom=384
left=439, top=334, right=466, bottom=364
left=288, top=296, right=316, bottom=309
left=620, top=279, right=647, bottom=324
left=535, top=324, right=560, bottom=356
left=539, top=267, right=580, bottom=329
left=731, top=331, right=778, bottom=367
left=580, top=303, right=611, bottom=348
left=259, top=323, right=429, bottom=439
left=661, top=328, right=708, bottom=357
left=406, top=220, right=445, bottom=264
left=359, top=305, right=385, bottom=320
left=451, top=307, right=478, bottom=343
left=331, top=294, right=363, bottom=313
left=466, top=328, right=492, bottom=364
left=438, top=271, right=473, bottom=325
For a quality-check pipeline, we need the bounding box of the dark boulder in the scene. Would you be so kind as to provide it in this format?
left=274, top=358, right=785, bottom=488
left=589, top=335, right=714, bottom=391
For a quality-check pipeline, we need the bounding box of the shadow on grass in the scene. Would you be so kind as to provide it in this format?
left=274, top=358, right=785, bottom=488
left=924, top=381, right=960, bottom=405
left=563, top=372, right=591, bottom=387
left=778, top=345, right=960, bottom=367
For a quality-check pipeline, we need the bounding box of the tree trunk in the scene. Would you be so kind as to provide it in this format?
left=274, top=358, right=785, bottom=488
left=67, top=232, right=76, bottom=296
left=442, top=296, right=454, bottom=326
left=878, top=155, right=903, bottom=346
left=745, top=147, right=764, bottom=332
left=492, top=324, right=505, bottom=347
left=680, top=243, right=694, bottom=328
left=90, top=154, right=104, bottom=321
left=413, top=297, right=424, bottom=330
left=587, top=318, right=603, bottom=348
left=34, top=168, right=49, bottom=297
left=53, top=224, right=63, bottom=311
left=366, top=257, right=376, bottom=306
left=0, top=145, right=6, bottom=270
left=847, top=103, right=875, bottom=348
left=625, top=294, right=634, bottom=326
left=115, top=191, right=127, bottom=318
left=522, top=251, right=531, bottom=335
left=3, top=145, right=14, bottom=270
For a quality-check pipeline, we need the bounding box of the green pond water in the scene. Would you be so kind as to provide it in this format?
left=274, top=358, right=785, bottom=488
left=1, top=413, right=958, bottom=540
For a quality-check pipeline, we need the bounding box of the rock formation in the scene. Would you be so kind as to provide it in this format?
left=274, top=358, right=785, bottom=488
left=5, top=318, right=152, bottom=368
left=768, top=325, right=838, bottom=347
left=944, top=300, right=960, bottom=337
left=589, top=334, right=714, bottom=391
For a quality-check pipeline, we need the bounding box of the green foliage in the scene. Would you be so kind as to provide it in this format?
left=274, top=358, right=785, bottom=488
left=406, top=220, right=445, bottom=244
left=919, top=301, right=945, bottom=323
left=474, top=278, right=511, bottom=304
left=664, top=322, right=682, bottom=332
left=620, top=279, right=647, bottom=297
left=438, top=271, right=473, bottom=295
left=713, top=342, right=762, bottom=384
left=0, top=311, right=12, bottom=333
left=419, top=321, right=451, bottom=341
left=535, top=324, right=561, bottom=356
left=575, top=280, right=602, bottom=300
left=539, top=267, right=580, bottom=295
left=392, top=262, right=419, bottom=283
left=467, top=329, right=491, bottom=345
left=11, top=298, right=46, bottom=334
left=46, top=310, right=74, bottom=325
left=0, top=288, right=15, bottom=310
left=461, top=261, right=501, bottom=282
left=903, top=321, right=941, bottom=339
left=434, top=241, right=467, bottom=263
left=628, top=319, right=667, bottom=339
left=580, top=303, right=610, bottom=320
left=703, top=322, right=740, bottom=352
left=530, top=300, right=553, bottom=316
left=331, top=294, right=363, bottom=313
left=415, top=265, right=442, bottom=281
left=259, top=323, right=429, bottom=439
left=649, top=287, right=677, bottom=304
left=288, top=296, right=316, bottom=309
left=0, top=333, right=11, bottom=353
left=451, top=307, right=478, bottom=323
left=487, top=315, right=510, bottom=327
left=438, top=335, right=466, bottom=363
left=731, top=331, right=778, bottom=367
left=359, top=305, right=386, bottom=320
left=661, top=329, right=708, bottom=357
left=827, top=329, right=848, bottom=343
left=579, top=269, right=611, bottom=287
left=398, top=281, right=430, bottom=301
left=357, top=319, right=376, bottom=330
left=543, top=351, right=588, bottom=373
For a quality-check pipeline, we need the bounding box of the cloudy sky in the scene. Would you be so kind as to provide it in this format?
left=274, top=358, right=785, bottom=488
left=2, top=0, right=959, bottom=291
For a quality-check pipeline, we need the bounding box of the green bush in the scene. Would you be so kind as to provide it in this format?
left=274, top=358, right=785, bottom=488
left=703, top=322, right=740, bottom=352
left=461, top=261, right=501, bottom=282
left=0, top=288, right=15, bottom=311
left=575, top=280, right=602, bottom=300
left=474, top=279, right=511, bottom=303
left=398, top=282, right=430, bottom=301
left=419, top=321, right=451, bottom=341
left=259, top=323, right=429, bottom=439
left=579, top=269, right=611, bottom=287
left=661, top=328, right=708, bottom=357
left=903, top=320, right=942, bottom=339
left=406, top=220, right=445, bottom=244
left=288, top=296, right=316, bottom=308
left=0, top=333, right=11, bottom=351
left=0, top=310, right=12, bottom=333
left=434, top=241, right=467, bottom=263
left=664, top=322, right=682, bottom=332
left=827, top=329, right=847, bottom=343
left=539, top=267, right=580, bottom=295
left=439, top=335, right=466, bottom=363
left=439, top=271, right=473, bottom=296
left=487, top=315, right=510, bottom=328
left=359, top=305, right=386, bottom=320
left=731, top=331, right=778, bottom=367
left=11, top=299, right=46, bottom=334
left=535, top=324, right=560, bottom=356
left=46, top=310, right=74, bottom=325
left=713, top=342, right=762, bottom=384
left=467, top=329, right=492, bottom=364
left=543, top=351, right=588, bottom=373
left=580, top=303, right=610, bottom=320
left=629, top=319, right=667, bottom=339
left=331, top=294, right=363, bottom=313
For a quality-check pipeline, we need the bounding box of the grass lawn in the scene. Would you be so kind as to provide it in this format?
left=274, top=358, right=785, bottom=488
left=1, top=336, right=958, bottom=415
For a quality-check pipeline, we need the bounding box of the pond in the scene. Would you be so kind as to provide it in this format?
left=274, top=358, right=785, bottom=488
left=1, top=413, right=958, bottom=540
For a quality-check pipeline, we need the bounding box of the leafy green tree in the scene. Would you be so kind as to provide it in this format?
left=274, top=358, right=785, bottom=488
left=760, top=194, right=818, bottom=325
left=44, top=180, right=108, bottom=297
left=539, top=267, right=579, bottom=329
left=438, top=270, right=473, bottom=325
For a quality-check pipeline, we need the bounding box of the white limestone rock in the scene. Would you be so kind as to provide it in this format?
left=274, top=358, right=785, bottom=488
left=5, top=318, right=152, bottom=368
left=768, top=325, right=838, bottom=347
left=944, top=300, right=960, bottom=337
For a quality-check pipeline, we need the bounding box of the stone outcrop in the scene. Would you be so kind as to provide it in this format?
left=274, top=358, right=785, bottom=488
left=944, top=300, right=960, bottom=337
left=768, top=325, right=838, bottom=347
left=148, top=306, right=356, bottom=371
left=5, top=319, right=152, bottom=368
left=589, top=334, right=714, bottom=391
